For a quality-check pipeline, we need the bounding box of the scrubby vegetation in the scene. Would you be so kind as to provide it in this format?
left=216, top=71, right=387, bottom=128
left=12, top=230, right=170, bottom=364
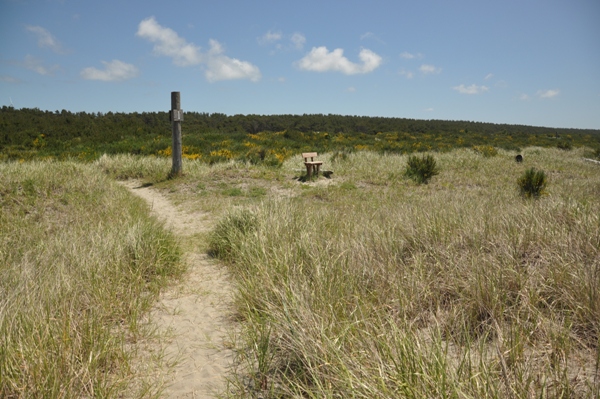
left=518, top=167, right=548, bottom=198
left=404, top=154, right=440, bottom=184
left=0, top=161, right=182, bottom=397
left=2, top=106, right=599, bottom=162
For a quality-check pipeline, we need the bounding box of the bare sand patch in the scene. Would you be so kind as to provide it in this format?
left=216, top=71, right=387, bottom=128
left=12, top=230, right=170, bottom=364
left=122, top=181, right=235, bottom=399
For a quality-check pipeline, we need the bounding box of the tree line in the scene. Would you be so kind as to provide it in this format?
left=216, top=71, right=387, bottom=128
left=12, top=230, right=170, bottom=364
left=1, top=106, right=599, bottom=162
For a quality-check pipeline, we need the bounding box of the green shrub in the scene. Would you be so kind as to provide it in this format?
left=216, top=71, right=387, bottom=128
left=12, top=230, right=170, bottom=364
left=594, top=147, right=600, bottom=160
left=405, top=154, right=439, bottom=184
left=518, top=167, right=547, bottom=198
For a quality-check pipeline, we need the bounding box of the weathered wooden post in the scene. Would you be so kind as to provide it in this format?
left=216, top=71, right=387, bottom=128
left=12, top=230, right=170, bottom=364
left=170, top=91, right=183, bottom=177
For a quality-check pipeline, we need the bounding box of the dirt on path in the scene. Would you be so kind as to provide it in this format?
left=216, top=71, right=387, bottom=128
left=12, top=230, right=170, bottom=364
left=122, top=181, right=235, bottom=399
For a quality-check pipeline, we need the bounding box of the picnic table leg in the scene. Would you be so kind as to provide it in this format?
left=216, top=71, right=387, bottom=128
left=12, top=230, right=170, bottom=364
left=305, top=164, right=312, bottom=178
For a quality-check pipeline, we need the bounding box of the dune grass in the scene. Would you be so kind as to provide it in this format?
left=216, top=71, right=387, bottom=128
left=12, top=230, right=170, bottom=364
left=0, top=161, right=182, bottom=398
left=206, top=147, right=600, bottom=398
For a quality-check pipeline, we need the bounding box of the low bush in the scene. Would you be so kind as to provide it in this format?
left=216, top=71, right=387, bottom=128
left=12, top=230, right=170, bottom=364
left=517, top=167, right=547, bottom=198
left=404, top=154, right=439, bottom=184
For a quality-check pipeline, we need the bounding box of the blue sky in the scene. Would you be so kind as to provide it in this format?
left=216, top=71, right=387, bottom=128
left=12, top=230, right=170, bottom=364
left=1, top=0, right=599, bottom=129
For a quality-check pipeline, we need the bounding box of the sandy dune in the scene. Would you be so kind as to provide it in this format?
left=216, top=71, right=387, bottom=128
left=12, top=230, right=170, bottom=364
left=123, top=181, right=235, bottom=398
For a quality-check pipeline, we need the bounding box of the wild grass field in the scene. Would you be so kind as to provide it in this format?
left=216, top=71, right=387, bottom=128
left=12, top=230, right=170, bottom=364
left=0, top=162, right=182, bottom=398
left=2, top=146, right=599, bottom=398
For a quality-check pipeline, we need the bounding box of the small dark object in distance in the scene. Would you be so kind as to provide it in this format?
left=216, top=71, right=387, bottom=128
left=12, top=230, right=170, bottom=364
left=515, top=154, right=523, bottom=163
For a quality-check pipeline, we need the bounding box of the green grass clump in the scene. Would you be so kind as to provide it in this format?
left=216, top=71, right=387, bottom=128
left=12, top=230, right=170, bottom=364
left=0, top=161, right=181, bottom=398
left=208, top=208, right=258, bottom=261
left=405, top=154, right=439, bottom=184
left=517, top=167, right=547, bottom=198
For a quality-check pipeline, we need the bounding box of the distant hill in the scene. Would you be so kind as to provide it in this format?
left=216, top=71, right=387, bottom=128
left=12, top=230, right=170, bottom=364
left=1, top=106, right=599, bottom=161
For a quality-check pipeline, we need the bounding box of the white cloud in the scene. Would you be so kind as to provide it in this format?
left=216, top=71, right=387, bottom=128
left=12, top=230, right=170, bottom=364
left=261, top=31, right=305, bottom=50
left=484, top=73, right=494, bottom=80
left=424, top=107, right=434, bottom=112
left=25, top=25, right=66, bottom=54
left=419, top=64, right=441, bottom=75
left=347, top=86, right=356, bottom=92
left=453, top=84, right=489, bottom=95
left=296, top=46, right=382, bottom=75
left=136, top=17, right=202, bottom=66
left=81, top=60, right=139, bottom=81
left=290, top=33, right=306, bottom=49
left=399, top=69, right=414, bottom=79
left=537, top=89, right=560, bottom=99
left=400, top=51, right=423, bottom=59
left=205, top=39, right=261, bottom=82
left=258, top=30, right=282, bottom=45
left=137, top=17, right=260, bottom=82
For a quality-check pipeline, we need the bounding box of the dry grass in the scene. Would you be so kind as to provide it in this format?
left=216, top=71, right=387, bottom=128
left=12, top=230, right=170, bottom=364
left=0, top=160, right=182, bottom=398
left=67, top=148, right=600, bottom=397
left=205, top=147, right=600, bottom=398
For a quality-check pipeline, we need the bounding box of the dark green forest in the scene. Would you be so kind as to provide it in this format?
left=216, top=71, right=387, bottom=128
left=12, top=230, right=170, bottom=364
left=1, top=106, right=599, bottom=163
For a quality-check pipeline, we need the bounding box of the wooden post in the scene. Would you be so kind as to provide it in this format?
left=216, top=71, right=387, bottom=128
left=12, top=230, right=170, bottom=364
left=170, top=91, right=183, bottom=177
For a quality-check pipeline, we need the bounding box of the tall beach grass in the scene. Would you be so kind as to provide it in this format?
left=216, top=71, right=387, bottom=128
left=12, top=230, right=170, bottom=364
left=209, top=147, right=600, bottom=398
left=0, top=161, right=182, bottom=397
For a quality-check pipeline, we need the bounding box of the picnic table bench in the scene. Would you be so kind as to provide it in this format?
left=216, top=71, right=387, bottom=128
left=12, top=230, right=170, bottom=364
left=302, top=152, right=323, bottom=178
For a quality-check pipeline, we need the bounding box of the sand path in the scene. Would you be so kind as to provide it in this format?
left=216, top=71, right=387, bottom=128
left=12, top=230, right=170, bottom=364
left=123, top=181, right=235, bottom=398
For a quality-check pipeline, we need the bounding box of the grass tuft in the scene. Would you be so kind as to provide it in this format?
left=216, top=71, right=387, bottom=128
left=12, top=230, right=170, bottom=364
left=517, top=167, right=547, bottom=198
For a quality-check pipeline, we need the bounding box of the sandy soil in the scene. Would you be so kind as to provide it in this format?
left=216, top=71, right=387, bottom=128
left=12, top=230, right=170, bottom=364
left=123, top=181, right=235, bottom=399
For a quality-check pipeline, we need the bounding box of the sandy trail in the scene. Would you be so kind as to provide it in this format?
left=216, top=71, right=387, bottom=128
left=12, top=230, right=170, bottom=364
left=123, top=181, right=235, bottom=398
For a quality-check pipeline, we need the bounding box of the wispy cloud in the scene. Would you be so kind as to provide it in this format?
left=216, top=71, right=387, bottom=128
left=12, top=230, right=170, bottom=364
left=453, top=84, right=489, bottom=95
left=360, top=32, right=384, bottom=43
left=419, top=64, right=441, bottom=75
left=25, top=25, right=67, bottom=54
left=484, top=73, right=494, bottom=80
left=290, top=33, right=306, bottom=49
left=0, top=75, right=21, bottom=83
left=258, top=30, right=282, bottom=45
left=296, top=46, right=382, bottom=75
left=537, top=89, right=560, bottom=99
left=400, top=51, right=423, bottom=60
left=16, top=55, right=60, bottom=76
left=519, top=93, right=531, bottom=101
left=81, top=60, right=139, bottom=81
left=399, top=69, right=414, bottom=79
left=137, top=17, right=260, bottom=82
left=347, top=86, right=357, bottom=92
left=259, top=30, right=305, bottom=50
